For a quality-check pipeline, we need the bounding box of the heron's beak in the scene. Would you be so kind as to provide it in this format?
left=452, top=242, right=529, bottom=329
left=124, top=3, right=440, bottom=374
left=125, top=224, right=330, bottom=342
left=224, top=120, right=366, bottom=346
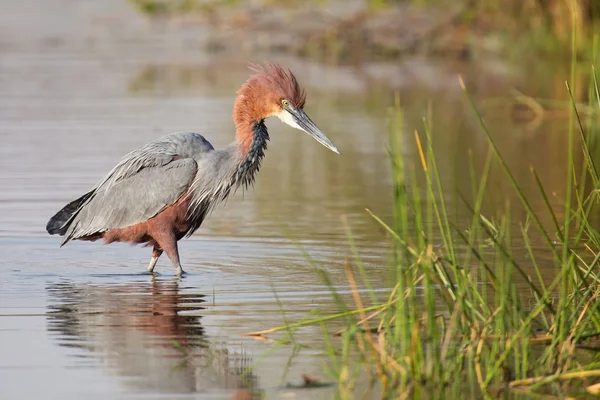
left=279, top=108, right=341, bottom=155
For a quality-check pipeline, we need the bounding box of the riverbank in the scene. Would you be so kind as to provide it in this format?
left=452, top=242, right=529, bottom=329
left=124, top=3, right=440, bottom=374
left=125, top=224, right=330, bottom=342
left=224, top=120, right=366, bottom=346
left=129, top=0, right=598, bottom=63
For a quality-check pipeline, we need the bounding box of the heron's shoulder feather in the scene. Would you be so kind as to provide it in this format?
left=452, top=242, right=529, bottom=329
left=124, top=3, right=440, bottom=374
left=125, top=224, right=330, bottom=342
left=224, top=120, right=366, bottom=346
left=95, top=132, right=214, bottom=190
left=62, top=157, right=198, bottom=243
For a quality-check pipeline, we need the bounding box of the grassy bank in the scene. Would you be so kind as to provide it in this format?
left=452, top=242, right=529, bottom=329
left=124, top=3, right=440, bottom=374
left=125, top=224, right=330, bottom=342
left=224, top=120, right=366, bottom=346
left=129, top=0, right=599, bottom=61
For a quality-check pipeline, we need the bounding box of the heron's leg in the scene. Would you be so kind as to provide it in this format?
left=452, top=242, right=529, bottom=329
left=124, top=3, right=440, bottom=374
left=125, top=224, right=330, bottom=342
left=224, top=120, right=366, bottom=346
left=166, top=246, right=184, bottom=276
left=147, top=245, right=163, bottom=273
left=154, top=232, right=184, bottom=275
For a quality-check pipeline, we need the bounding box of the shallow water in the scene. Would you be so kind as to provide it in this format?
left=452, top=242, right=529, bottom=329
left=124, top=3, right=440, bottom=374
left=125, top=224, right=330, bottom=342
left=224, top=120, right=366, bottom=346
left=0, top=0, right=583, bottom=399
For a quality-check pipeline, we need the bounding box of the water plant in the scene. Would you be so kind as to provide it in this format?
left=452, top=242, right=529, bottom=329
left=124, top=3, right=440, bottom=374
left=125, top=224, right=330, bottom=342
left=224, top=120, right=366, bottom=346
left=245, top=19, right=600, bottom=400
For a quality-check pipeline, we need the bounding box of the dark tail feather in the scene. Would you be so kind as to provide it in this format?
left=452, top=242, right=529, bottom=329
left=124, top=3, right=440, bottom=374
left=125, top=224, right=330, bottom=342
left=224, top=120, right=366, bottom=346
left=46, top=191, right=94, bottom=236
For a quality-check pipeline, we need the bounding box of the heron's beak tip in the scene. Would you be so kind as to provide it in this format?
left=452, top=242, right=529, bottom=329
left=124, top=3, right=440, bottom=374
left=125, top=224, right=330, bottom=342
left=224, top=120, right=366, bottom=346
left=288, top=109, right=341, bottom=156
left=315, top=135, right=340, bottom=155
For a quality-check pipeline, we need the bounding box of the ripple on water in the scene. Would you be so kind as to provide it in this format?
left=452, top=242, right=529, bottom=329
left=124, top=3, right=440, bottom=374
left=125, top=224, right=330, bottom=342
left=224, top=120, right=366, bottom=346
left=0, top=1, right=394, bottom=399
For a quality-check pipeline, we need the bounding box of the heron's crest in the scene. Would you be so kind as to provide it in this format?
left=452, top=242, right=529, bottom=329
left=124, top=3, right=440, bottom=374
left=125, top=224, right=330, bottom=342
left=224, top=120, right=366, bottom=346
left=248, top=62, right=306, bottom=108
left=236, top=62, right=306, bottom=111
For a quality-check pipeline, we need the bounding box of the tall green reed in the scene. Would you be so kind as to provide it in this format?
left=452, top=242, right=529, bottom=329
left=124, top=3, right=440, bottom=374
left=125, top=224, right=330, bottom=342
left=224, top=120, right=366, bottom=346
left=241, top=17, right=600, bottom=400
left=253, top=62, right=600, bottom=398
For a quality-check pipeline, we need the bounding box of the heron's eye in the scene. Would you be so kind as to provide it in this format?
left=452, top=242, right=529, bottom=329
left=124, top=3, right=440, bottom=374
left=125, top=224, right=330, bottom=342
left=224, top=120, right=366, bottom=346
left=281, top=99, right=290, bottom=107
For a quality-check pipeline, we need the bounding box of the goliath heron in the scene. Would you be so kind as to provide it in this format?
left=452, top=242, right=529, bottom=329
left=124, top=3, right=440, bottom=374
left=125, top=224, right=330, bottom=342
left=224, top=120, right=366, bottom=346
left=46, top=62, right=340, bottom=275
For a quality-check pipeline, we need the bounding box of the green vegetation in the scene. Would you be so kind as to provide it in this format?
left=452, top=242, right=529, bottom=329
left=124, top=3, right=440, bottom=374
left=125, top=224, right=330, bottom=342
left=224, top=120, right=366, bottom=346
left=444, top=0, right=600, bottom=56
left=334, top=78, right=600, bottom=398
left=242, top=20, right=600, bottom=400
left=128, top=0, right=240, bottom=15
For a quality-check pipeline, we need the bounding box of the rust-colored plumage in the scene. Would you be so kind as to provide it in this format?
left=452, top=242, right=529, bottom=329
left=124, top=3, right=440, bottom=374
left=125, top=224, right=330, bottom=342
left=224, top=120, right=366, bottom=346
left=47, top=62, right=339, bottom=275
left=233, top=62, right=306, bottom=156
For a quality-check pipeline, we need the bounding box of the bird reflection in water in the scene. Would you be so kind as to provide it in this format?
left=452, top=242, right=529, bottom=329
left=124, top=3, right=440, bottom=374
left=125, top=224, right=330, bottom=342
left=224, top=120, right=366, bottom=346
left=46, top=277, right=260, bottom=397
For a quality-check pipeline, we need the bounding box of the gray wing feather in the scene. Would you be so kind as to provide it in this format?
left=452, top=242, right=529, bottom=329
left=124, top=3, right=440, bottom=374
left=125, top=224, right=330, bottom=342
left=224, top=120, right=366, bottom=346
left=59, top=132, right=216, bottom=243
left=64, top=158, right=197, bottom=242
left=98, top=132, right=213, bottom=188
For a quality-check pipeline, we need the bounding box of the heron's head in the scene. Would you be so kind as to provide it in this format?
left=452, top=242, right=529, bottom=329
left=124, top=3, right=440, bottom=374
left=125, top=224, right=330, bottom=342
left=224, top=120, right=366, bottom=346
left=234, top=62, right=340, bottom=155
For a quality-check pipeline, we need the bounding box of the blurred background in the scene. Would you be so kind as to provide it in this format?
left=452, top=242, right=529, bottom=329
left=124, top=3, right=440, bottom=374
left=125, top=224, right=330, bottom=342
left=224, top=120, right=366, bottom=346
left=0, top=0, right=598, bottom=399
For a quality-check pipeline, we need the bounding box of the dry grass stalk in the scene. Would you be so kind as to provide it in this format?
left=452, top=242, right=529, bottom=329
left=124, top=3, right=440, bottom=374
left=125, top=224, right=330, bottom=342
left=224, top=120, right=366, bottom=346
left=344, top=258, right=389, bottom=385
left=509, top=369, right=600, bottom=388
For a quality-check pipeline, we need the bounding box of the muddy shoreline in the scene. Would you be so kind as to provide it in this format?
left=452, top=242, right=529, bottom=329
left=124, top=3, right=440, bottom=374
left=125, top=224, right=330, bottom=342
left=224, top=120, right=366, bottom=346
left=129, top=1, right=485, bottom=63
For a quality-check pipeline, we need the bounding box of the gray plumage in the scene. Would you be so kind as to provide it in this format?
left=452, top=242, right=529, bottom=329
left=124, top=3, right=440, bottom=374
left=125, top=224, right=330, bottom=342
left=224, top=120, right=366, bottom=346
left=47, top=131, right=251, bottom=245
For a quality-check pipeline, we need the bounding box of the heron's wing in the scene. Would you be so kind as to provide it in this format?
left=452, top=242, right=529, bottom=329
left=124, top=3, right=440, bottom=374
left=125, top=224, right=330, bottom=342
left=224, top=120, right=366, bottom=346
left=95, top=132, right=214, bottom=188
left=63, top=158, right=197, bottom=243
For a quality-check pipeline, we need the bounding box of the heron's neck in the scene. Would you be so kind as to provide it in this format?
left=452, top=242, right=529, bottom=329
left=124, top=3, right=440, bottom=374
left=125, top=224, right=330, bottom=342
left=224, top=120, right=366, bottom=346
left=234, top=120, right=269, bottom=188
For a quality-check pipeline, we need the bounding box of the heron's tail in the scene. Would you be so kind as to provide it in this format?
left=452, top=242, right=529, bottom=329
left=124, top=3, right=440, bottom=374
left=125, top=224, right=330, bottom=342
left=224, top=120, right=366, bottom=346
left=46, top=191, right=94, bottom=237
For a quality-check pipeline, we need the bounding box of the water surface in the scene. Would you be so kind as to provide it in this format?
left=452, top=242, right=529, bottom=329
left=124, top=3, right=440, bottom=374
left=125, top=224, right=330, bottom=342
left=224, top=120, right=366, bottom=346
left=0, top=0, right=581, bottom=398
